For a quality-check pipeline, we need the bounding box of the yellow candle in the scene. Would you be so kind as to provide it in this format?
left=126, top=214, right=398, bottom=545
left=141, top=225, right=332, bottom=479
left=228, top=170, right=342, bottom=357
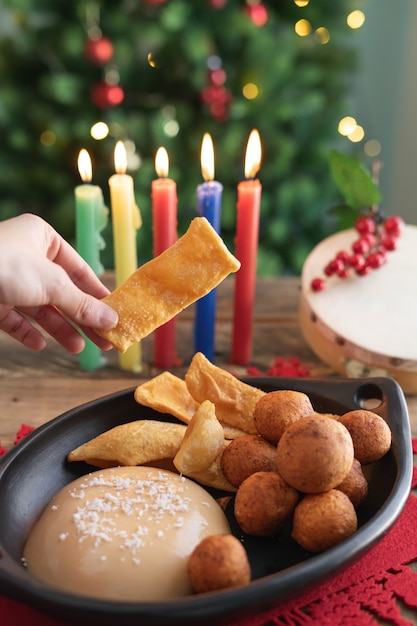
left=109, top=141, right=143, bottom=372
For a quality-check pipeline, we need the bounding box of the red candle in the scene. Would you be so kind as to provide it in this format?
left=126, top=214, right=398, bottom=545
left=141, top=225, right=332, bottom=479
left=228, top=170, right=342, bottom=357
left=231, top=129, right=262, bottom=365
left=151, top=147, right=178, bottom=368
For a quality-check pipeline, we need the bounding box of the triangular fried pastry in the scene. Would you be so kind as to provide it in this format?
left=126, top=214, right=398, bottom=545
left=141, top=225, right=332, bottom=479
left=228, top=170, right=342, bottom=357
left=134, top=372, right=199, bottom=424
left=67, top=420, right=186, bottom=468
left=185, top=352, right=265, bottom=434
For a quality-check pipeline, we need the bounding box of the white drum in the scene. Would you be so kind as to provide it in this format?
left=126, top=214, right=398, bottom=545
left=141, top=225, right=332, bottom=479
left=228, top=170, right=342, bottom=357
left=299, top=224, right=417, bottom=393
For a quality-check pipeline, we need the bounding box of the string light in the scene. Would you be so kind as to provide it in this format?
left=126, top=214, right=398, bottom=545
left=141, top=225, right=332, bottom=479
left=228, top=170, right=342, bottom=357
left=295, top=19, right=312, bottom=36
left=364, top=139, right=382, bottom=157
left=294, top=0, right=309, bottom=6
left=163, top=119, right=180, bottom=137
left=315, top=27, right=330, bottom=44
left=242, top=82, right=259, bottom=100
left=90, top=121, right=109, bottom=140
left=347, top=125, right=365, bottom=143
left=347, top=10, right=366, bottom=29
left=40, top=130, right=56, bottom=147
left=338, top=116, right=357, bottom=136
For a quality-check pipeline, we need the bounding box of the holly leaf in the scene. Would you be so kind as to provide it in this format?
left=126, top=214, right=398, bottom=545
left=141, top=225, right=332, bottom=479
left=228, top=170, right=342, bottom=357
left=329, top=150, right=381, bottom=210
left=328, top=203, right=358, bottom=230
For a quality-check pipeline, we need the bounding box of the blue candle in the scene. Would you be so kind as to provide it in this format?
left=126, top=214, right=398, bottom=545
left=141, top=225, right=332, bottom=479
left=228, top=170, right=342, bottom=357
left=194, top=133, right=223, bottom=361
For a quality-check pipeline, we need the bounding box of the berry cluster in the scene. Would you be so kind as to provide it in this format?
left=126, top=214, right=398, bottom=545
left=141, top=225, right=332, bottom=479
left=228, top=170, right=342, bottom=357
left=311, top=214, right=404, bottom=292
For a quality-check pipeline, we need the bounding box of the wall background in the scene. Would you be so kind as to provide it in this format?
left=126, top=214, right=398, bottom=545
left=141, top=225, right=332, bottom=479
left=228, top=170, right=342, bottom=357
left=352, top=0, right=416, bottom=223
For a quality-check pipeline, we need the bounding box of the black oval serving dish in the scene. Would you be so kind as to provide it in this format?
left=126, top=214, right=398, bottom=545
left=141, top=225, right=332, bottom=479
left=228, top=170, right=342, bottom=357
left=0, top=377, right=412, bottom=626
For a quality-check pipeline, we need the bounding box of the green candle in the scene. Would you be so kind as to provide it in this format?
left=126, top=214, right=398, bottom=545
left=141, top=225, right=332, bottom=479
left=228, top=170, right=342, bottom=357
left=75, top=149, right=108, bottom=370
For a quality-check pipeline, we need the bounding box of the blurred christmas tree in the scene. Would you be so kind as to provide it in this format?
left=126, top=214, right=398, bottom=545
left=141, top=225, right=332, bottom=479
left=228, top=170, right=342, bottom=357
left=0, top=0, right=359, bottom=274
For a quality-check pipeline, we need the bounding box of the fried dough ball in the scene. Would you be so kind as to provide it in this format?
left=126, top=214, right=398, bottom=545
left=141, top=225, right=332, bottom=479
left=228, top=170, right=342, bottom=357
left=234, top=471, right=299, bottom=536
left=336, top=458, right=368, bottom=509
left=187, top=534, right=251, bottom=593
left=292, top=489, right=358, bottom=553
left=253, top=390, right=314, bottom=444
left=338, top=410, right=391, bottom=464
left=220, top=434, right=277, bottom=487
left=276, top=415, right=354, bottom=494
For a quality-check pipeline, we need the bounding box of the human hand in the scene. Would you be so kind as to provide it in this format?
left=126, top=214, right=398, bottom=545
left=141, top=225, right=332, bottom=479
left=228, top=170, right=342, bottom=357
left=0, top=214, right=118, bottom=353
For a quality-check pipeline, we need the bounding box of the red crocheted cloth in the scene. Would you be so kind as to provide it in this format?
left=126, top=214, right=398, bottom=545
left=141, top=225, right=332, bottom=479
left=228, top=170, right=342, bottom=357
left=1, top=425, right=417, bottom=625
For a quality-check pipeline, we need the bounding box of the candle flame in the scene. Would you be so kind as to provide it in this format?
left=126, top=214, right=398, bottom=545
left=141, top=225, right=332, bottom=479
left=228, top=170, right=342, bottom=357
left=201, top=133, right=215, bottom=182
left=244, top=129, right=262, bottom=179
left=114, top=140, right=127, bottom=175
left=77, top=149, right=92, bottom=183
left=155, top=147, right=169, bottom=177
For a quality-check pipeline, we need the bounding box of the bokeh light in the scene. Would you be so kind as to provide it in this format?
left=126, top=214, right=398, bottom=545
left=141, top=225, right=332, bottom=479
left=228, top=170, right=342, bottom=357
left=242, top=82, right=259, bottom=99
left=347, top=10, right=366, bottom=29
left=364, top=139, right=382, bottom=157
left=315, top=27, right=330, bottom=44
left=295, top=19, right=312, bottom=36
left=338, top=116, right=357, bottom=136
left=90, top=121, right=109, bottom=140
left=348, top=124, right=365, bottom=142
left=40, top=130, right=56, bottom=146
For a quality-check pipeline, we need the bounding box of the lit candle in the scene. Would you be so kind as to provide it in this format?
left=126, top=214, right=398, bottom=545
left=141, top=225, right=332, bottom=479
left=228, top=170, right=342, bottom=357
left=151, top=147, right=178, bottom=369
left=231, top=129, right=262, bottom=365
left=109, top=140, right=143, bottom=372
left=75, top=149, right=108, bottom=370
left=194, top=133, right=223, bottom=362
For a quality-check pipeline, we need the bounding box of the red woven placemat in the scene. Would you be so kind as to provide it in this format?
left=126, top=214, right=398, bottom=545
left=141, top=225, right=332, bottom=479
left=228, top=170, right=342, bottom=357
left=1, top=428, right=416, bottom=626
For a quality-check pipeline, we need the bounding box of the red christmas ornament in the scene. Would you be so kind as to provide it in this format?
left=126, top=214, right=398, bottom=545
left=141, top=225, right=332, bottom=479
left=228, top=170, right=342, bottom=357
left=200, top=84, right=232, bottom=122
left=90, top=82, right=124, bottom=108
left=84, top=36, right=114, bottom=65
left=245, top=2, right=269, bottom=26
left=200, top=60, right=232, bottom=122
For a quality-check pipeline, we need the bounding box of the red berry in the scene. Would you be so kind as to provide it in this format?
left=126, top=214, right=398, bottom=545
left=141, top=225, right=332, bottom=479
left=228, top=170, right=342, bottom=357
left=381, top=235, right=398, bottom=251
left=348, top=253, right=366, bottom=270
left=384, top=215, right=404, bottom=236
left=337, top=268, right=350, bottom=279
left=367, top=251, right=386, bottom=268
left=355, top=216, right=376, bottom=235
left=361, top=232, right=377, bottom=247
left=311, top=277, right=326, bottom=291
left=352, top=238, right=370, bottom=255
left=356, top=264, right=372, bottom=276
left=336, top=250, right=350, bottom=263
left=325, top=258, right=344, bottom=276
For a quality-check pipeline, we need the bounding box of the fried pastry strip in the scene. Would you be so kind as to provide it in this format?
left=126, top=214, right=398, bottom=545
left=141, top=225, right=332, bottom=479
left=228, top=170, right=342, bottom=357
left=185, top=352, right=265, bottom=434
left=95, top=217, right=240, bottom=352
left=67, top=420, right=186, bottom=468
left=134, top=371, right=199, bottom=424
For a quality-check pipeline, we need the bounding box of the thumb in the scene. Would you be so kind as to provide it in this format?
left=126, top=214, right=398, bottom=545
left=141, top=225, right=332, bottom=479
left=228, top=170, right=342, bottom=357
left=45, top=264, right=118, bottom=330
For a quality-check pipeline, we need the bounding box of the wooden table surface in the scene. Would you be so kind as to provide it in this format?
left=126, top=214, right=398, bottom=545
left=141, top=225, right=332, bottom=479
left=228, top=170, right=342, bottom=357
left=0, top=275, right=416, bottom=448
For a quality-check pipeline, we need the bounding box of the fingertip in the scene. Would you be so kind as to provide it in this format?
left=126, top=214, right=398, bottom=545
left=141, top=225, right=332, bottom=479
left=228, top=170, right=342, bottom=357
left=98, top=305, right=119, bottom=330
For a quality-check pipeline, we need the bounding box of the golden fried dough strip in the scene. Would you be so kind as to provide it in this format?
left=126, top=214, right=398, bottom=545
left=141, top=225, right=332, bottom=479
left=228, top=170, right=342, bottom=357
left=185, top=352, right=265, bottom=434
left=95, top=217, right=240, bottom=352
left=134, top=372, right=199, bottom=424
left=173, top=400, right=225, bottom=474
left=186, top=442, right=236, bottom=493
left=67, top=420, right=186, bottom=467
left=134, top=372, right=247, bottom=439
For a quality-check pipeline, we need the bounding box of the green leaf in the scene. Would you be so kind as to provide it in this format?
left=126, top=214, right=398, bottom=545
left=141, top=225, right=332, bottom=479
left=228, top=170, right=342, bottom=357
left=329, top=150, right=381, bottom=210
left=328, top=203, right=358, bottom=230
